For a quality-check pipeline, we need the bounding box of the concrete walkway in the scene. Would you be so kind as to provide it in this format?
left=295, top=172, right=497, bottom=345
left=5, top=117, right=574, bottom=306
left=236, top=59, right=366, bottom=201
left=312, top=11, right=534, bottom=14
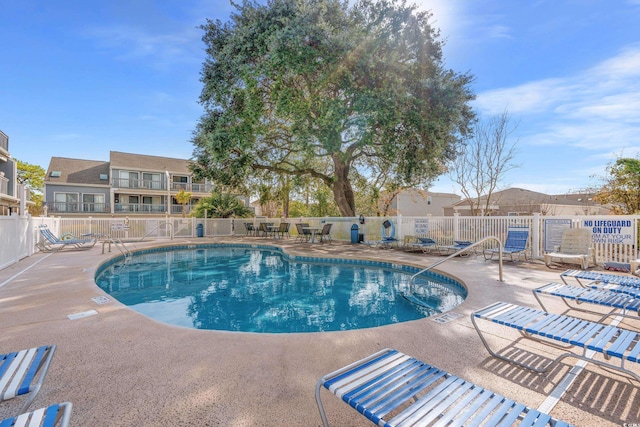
left=1, top=238, right=638, bottom=426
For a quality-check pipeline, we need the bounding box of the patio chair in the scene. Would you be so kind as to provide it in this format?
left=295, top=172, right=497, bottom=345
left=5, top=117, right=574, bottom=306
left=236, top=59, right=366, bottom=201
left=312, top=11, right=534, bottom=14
left=1, top=345, right=56, bottom=413
left=38, top=225, right=97, bottom=251
left=1, top=402, right=72, bottom=427
left=257, top=222, right=273, bottom=238
left=318, top=223, right=332, bottom=243
left=244, top=222, right=256, bottom=236
left=544, top=228, right=593, bottom=269
left=295, top=223, right=311, bottom=242
left=483, top=226, right=529, bottom=261
left=472, top=301, right=640, bottom=383
left=316, top=348, right=571, bottom=427
left=276, top=222, right=290, bottom=239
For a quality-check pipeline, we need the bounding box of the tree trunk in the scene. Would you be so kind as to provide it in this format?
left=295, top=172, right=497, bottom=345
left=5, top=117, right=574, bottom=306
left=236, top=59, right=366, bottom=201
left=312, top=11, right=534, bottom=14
left=331, top=156, right=356, bottom=217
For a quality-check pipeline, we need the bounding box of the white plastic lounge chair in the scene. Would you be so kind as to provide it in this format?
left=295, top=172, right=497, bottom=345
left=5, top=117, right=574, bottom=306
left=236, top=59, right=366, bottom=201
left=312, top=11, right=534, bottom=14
left=38, top=226, right=97, bottom=251
left=533, top=282, right=640, bottom=317
left=472, top=302, right=640, bottom=382
left=560, top=269, right=640, bottom=288
left=483, top=226, right=529, bottom=261
left=544, top=228, right=593, bottom=269
left=316, top=348, right=571, bottom=427
left=1, top=345, right=56, bottom=413
left=0, top=402, right=72, bottom=427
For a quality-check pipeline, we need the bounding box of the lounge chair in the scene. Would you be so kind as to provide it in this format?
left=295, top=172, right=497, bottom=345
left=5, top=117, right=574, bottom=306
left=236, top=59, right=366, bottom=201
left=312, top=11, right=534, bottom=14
left=472, top=302, right=640, bottom=382
left=1, top=402, right=72, bottom=427
left=544, top=228, right=593, bottom=269
left=406, top=236, right=438, bottom=253
left=560, top=269, right=640, bottom=288
left=483, top=226, right=529, bottom=261
left=1, top=345, right=56, bottom=413
left=533, top=282, right=640, bottom=317
left=438, top=240, right=475, bottom=256
left=38, top=226, right=97, bottom=251
left=368, top=219, right=399, bottom=249
left=318, top=223, right=332, bottom=243
left=316, top=348, right=571, bottom=427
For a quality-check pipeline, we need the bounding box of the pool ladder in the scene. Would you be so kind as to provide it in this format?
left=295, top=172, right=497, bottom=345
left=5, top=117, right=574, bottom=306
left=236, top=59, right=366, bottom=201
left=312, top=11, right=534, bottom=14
left=402, top=236, right=504, bottom=309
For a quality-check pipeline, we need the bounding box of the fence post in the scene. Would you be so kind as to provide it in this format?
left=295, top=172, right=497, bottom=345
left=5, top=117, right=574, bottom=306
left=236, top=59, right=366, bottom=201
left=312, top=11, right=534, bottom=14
left=453, top=213, right=459, bottom=241
left=532, top=213, right=541, bottom=259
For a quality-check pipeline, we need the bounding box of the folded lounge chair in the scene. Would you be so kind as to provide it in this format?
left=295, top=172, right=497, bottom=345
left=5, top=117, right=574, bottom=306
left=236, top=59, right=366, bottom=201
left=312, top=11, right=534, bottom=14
left=1, top=345, right=56, bottom=414
left=316, top=348, right=571, bottom=427
left=368, top=219, right=399, bottom=249
left=438, top=240, right=475, bottom=256
left=38, top=226, right=97, bottom=251
left=533, top=282, right=640, bottom=317
left=483, top=226, right=529, bottom=262
left=1, top=402, right=72, bottom=427
left=472, top=302, right=640, bottom=382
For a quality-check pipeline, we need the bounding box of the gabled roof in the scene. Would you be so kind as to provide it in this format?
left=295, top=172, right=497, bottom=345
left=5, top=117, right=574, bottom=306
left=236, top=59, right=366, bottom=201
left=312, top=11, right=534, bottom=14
left=45, top=157, right=110, bottom=185
left=453, top=187, right=601, bottom=208
left=110, top=151, right=192, bottom=174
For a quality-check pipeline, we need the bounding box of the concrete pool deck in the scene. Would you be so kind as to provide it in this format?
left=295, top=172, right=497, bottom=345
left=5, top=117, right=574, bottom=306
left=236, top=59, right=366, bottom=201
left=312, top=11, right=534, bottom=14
left=1, top=237, right=639, bottom=426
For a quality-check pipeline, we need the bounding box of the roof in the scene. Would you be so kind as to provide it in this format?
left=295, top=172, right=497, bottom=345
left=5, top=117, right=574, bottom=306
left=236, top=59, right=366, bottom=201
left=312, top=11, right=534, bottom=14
left=45, top=157, right=110, bottom=185
left=110, top=151, right=192, bottom=174
left=453, top=187, right=601, bottom=208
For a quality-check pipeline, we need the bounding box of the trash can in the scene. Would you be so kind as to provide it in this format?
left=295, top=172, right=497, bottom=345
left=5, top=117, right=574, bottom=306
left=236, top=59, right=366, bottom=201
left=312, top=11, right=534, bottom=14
left=196, top=223, right=204, bottom=238
left=351, top=224, right=359, bottom=244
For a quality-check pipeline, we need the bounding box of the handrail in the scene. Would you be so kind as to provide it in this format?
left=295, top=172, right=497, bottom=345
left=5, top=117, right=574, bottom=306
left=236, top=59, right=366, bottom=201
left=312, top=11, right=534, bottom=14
left=101, top=236, right=131, bottom=260
left=140, top=221, right=173, bottom=241
left=407, top=236, right=504, bottom=296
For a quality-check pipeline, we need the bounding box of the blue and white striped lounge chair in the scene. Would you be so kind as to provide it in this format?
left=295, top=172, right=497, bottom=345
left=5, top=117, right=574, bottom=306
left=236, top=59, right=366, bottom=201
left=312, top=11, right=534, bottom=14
left=0, top=402, right=72, bottom=427
left=483, top=226, right=529, bottom=262
left=1, top=345, right=56, bottom=414
left=316, top=348, right=572, bottom=427
left=533, top=282, right=640, bottom=317
left=38, top=226, right=97, bottom=251
left=406, top=237, right=438, bottom=253
left=472, top=302, right=640, bottom=382
left=560, top=269, right=640, bottom=288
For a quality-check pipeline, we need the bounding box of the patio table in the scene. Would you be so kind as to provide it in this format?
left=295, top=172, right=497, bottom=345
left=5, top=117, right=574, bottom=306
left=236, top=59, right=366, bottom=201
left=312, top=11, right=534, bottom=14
left=303, top=227, right=321, bottom=243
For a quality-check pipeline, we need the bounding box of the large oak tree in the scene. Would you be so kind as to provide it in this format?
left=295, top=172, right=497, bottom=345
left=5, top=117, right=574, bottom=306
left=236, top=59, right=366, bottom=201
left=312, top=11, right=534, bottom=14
left=191, top=0, right=475, bottom=216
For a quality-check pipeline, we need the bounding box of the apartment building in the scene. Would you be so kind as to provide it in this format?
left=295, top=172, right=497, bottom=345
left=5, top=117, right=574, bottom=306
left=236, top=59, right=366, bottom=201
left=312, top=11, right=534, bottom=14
left=44, top=151, right=218, bottom=216
left=0, top=130, right=27, bottom=215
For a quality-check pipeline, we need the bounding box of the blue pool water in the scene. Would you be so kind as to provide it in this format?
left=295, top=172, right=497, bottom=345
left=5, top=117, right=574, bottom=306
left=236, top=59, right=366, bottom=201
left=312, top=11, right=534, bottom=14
left=94, top=244, right=466, bottom=333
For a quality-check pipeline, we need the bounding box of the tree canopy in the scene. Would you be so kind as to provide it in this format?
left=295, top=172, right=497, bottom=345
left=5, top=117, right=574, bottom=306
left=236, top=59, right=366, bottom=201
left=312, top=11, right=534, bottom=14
left=595, top=157, right=640, bottom=214
left=17, top=160, right=45, bottom=215
left=191, top=0, right=475, bottom=216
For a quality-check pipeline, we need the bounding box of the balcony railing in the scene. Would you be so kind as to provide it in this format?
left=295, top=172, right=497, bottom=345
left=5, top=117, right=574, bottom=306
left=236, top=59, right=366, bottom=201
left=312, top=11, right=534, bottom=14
left=115, top=203, right=167, bottom=213
left=171, top=182, right=212, bottom=193
left=0, top=175, right=8, bottom=196
left=47, top=202, right=111, bottom=213
left=112, top=178, right=166, bottom=190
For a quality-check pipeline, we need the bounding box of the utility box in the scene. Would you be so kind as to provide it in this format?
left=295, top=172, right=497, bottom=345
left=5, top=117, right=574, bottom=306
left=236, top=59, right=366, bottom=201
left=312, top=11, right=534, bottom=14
left=351, top=224, right=359, bottom=244
left=196, top=223, right=204, bottom=238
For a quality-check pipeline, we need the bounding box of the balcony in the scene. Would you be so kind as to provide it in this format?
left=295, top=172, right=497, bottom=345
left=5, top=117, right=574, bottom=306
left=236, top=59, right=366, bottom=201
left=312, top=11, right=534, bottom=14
left=0, top=175, right=8, bottom=196
left=115, top=203, right=167, bottom=213
left=112, top=178, right=166, bottom=190
left=170, top=182, right=213, bottom=193
left=47, top=202, right=111, bottom=213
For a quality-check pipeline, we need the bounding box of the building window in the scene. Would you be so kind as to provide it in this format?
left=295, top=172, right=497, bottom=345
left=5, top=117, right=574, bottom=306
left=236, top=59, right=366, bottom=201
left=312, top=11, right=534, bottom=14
left=142, top=172, right=162, bottom=190
left=54, top=192, right=78, bottom=212
left=83, top=194, right=105, bottom=212
left=426, top=196, right=432, bottom=205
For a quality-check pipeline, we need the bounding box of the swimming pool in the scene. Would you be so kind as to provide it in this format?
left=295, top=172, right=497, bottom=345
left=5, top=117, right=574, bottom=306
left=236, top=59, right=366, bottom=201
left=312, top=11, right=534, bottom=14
left=94, top=244, right=466, bottom=333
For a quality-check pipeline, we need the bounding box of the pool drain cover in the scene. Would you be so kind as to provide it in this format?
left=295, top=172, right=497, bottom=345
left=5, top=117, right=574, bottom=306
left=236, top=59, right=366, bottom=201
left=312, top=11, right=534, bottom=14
left=91, top=296, right=111, bottom=305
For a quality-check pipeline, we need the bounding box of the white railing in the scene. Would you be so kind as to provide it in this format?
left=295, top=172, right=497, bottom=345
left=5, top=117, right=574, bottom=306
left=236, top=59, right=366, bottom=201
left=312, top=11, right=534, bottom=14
left=0, top=214, right=638, bottom=272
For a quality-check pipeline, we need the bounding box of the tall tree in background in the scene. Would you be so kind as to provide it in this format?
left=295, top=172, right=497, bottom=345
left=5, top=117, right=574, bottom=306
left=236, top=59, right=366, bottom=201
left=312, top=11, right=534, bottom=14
left=450, top=110, right=519, bottom=216
left=191, top=0, right=475, bottom=216
left=594, top=157, right=640, bottom=214
left=16, top=160, right=45, bottom=215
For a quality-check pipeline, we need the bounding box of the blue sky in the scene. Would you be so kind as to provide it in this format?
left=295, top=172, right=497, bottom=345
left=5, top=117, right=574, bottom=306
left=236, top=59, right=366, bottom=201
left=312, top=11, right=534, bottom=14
left=1, top=0, right=639, bottom=196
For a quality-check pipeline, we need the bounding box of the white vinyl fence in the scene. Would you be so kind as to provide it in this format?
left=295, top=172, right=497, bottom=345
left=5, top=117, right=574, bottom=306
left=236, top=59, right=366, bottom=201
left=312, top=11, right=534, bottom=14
left=0, top=214, right=638, bottom=271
